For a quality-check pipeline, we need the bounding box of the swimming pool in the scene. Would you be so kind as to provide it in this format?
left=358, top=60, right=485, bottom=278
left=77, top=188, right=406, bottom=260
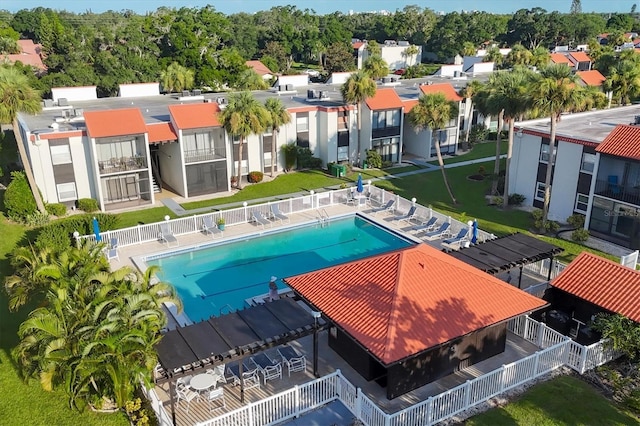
left=146, top=215, right=413, bottom=321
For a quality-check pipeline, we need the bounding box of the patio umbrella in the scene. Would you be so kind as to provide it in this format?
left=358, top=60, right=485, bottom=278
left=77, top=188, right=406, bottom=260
left=92, top=217, right=102, bottom=242
left=356, top=174, right=364, bottom=193
left=471, top=219, right=478, bottom=244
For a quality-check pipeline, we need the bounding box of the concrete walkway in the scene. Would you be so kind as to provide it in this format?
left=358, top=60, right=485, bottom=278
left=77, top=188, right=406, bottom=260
left=161, top=155, right=501, bottom=217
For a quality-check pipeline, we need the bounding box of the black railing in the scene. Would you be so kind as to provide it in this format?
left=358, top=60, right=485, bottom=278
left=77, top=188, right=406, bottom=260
left=594, top=179, right=640, bottom=206
left=98, top=156, right=147, bottom=174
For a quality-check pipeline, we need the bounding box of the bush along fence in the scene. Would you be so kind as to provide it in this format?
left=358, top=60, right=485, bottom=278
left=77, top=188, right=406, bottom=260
left=77, top=185, right=495, bottom=247
left=145, top=315, right=618, bottom=426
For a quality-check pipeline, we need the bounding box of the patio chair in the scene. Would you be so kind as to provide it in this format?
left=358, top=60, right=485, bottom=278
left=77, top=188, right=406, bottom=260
left=175, top=382, right=199, bottom=413
left=441, top=228, right=469, bottom=250
left=370, top=199, right=395, bottom=215
left=344, top=190, right=356, bottom=206
left=392, top=206, right=417, bottom=223
left=277, top=345, right=307, bottom=376
left=205, top=363, right=227, bottom=387
left=252, top=211, right=273, bottom=229
left=159, top=222, right=179, bottom=247
left=411, top=217, right=437, bottom=234
left=227, top=361, right=261, bottom=391
left=270, top=204, right=290, bottom=223
left=202, top=216, right=223, bottom=239
left=250, top=352, right=282, bottom=384
left=206, top=387, right=225, bottom=412
left=421, top=222, right=452, bottom=241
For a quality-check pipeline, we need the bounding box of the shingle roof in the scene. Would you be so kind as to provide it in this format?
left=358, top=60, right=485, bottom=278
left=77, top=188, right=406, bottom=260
left=569, top=52, right=592, bottom=63
left=84, top=108, right=147, bottom=138
left=245, top=60, right=273, bottom=76
left=147, top=122, right=177, bottom=143
left=365, top=88, right=404, bottom=110
left=419, top=83, right=463, bottom=101
left=550, top=53, right=573, bottom=65
left=285, top=243, right=546, bottom=365
left=168, top=102, right=221, bottom=129
left=551, top=252, right=640, bottom=322
left=596, top=124, right=640, bottom=160
left=576, top=70, right=606, bottom=87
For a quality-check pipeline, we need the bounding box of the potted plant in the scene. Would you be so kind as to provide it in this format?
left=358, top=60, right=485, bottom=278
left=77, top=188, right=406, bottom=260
left=230, top=176, right=238, bottom=187
left=217, top=217, right=226, bottom=231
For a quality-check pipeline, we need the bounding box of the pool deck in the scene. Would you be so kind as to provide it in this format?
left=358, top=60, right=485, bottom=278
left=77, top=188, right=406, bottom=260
left=113, top=203, right=549, bottom=425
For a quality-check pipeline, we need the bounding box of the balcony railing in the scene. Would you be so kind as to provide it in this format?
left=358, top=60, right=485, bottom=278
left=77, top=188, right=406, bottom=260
left=594, top=179, right=640, bottom=206
left=184, top=149, right=224, bottom=163
left=98, top=156, right=147, bottom=174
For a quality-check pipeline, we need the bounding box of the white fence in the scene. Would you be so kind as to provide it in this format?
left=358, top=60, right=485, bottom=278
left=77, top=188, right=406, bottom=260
left=147, top=316, right=619, bottom=426
left=79, top=186, right=495, bottom=247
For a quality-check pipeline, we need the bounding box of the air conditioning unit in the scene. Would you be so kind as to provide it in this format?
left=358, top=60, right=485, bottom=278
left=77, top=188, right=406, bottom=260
left=216, top=97, right=226, bottom=105
left=62, top=109, right=71, bottom=119
left=192, top=89, right=202, bottom=96
left=286, top=84, right=294, bottom=91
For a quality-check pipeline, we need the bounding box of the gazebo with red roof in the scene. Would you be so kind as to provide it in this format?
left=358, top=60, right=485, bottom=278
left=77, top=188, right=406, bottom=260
left=285, top=243, right=546, bottom=399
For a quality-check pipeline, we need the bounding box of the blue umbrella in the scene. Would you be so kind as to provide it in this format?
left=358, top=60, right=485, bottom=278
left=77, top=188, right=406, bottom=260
left=356, top=174, right=364, bottom=193
left=92, top=217, right=102, bottom=242
left=471, top=219, right=478, bottom=244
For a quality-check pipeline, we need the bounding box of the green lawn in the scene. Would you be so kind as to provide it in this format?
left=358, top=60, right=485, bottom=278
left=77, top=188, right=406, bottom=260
left=465, top=375, right=639, bottom=425
left=427, top=140, right=508, bottom=166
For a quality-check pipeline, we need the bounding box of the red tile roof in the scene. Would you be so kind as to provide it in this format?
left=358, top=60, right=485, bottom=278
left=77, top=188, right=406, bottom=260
left=147, top=123, right=177, bottom=143
left=569, top=52, right=592, bottom=63
left=286, top=244, right=546, bottom=365
left=419, top=83, right=463, bottom=101
left=576, top=70, right=606, bottom=87
left=168, top=103, right=221, bottom=129
left=365, top=88, right=404, bottom=111
left=4, top=39, right=46, bottom=71
left=84, top=108, right=147, bottom=138
left=550, top=53, right=572, bottom=65
left=551, top=252, right=640, bottom=322
left=402, top=99, right=418, bottom=113
left=596, top=124, right=640, bottom=160
left=245, top=60, right=273, bottom=76
left=352, top=42, right=365, bottom=49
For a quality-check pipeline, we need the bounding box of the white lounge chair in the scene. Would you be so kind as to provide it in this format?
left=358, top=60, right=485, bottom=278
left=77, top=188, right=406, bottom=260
left=250, top=352, right=282, bottom=384
left=442, top=228, right=469, bottom=249
left=104, top=237, right=119, bottom=261
left=411, top=217, right=437, bottom=234
left=175, top=382, right=199, bottom=413
left=370, top=199, right=395, bottom=215
left=202, top=216, right=223, bottom=239
left=392, top=206, right=417, bottom=222
left=270, top=204, right=290, bottom=223
left=159, top=223, right=179, bottom=247
left=252, top=211, right=273, bottom=228
left=206, top=388, right=225, bottom=412
left=344, top=190, right=356, bottom=206
left=422, top=222, right=452, bottom=241
left=277, top=345, right=307, bottom=376
left=227, top=361, right=260, bottom=391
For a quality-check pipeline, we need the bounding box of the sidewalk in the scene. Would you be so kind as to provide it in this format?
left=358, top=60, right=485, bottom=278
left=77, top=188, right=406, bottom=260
left=161, top=155, right=500, bottom=217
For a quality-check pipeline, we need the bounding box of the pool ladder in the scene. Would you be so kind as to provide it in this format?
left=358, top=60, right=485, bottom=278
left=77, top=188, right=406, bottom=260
left=317, top=208, right=330, bottom=228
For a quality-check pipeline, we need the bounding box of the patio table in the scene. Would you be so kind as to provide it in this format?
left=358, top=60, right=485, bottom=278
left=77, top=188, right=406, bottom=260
left=190, top=373, right=216, bottom=395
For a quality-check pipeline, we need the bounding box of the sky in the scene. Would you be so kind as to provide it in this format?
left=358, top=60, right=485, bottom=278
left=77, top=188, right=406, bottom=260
left=0, top=0, right=635, bottom=15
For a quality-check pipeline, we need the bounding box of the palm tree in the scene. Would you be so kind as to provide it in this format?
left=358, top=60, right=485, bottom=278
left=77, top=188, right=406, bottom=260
left=605, top=59, right=640, bottom=106
left=219, top=92, right=270, bottom=189
left=483, top=46, right=503, bottom=67
left=530, top=46, right=551, bottom=68
left=0, top=66, right=45, bottom=213
left=264, top=98, right=291, bottom=177
left=340, top=70, right=377, bottom=166
left=160, top=62, right=194, bottom=93
left=485, top=68, right=534, bottom=209
left=408, top=93, right=459, bottom=204
left=504, top=44, right=532, bottom=68
left=235, top=69, right=268, bottom=91
left=402, top=45, right=420, bottom=68
left=459, top=80, right=484, bottom=144
left=532, top=64, right=582, bottom=228
left=363, top=55, right=389, bottom=80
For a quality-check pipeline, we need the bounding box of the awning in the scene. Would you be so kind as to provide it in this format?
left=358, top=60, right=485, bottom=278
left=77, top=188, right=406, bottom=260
left=154, top=297, right=322, bottom=382
left=447, top=233, right=563, bottom=274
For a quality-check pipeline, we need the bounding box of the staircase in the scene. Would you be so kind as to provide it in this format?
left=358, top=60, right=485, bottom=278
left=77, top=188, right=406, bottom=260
left=151, top=174, right=161, bottom=193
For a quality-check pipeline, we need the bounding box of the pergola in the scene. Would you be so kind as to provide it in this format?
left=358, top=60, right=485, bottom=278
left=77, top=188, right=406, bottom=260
left=447, top=233, right=564, bottom=287
left=154, top=297, right=325, bottom=423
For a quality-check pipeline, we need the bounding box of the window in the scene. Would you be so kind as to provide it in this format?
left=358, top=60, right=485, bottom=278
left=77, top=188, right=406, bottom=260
left=296, top=115, right=309, bottom=132
left=535, top=182, right=547, bottom=201
left=56, top=182, right=77, bottom=201
left=50, top=145, right=72, bottom=165
left=581, top=153, right=596, bottom=173
left=337, top=131, right=349, bottom=161
left=575, top=194, right=589, bottom=212
left=539, top=144, right=556, bottom=163
left=372, top=110, right=401, bottom=130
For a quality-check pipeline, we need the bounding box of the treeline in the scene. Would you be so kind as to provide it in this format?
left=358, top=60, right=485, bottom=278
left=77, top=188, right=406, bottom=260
left=0, top=6, right=637, bottom=96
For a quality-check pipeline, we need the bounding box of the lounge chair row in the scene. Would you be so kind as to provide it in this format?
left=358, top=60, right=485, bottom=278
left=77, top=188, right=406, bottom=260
left=251, top=205, right=290, bottom=229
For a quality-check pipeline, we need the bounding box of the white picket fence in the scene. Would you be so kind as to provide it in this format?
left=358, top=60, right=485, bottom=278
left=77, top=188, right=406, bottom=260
left=78, top=186, right=495, bottom=247
left=146, top=316, right=619, bottom=426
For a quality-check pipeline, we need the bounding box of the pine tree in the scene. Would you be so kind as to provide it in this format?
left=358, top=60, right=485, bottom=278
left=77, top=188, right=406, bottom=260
left=570, top=0, right=582, bottom=14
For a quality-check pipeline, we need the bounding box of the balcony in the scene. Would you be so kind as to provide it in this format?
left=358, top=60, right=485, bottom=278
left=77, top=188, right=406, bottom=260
left=98, top=156, right=147, bottom=174
left=594, top=178, right=640, bottom=206
left=184, top=149, right=223, bottom=163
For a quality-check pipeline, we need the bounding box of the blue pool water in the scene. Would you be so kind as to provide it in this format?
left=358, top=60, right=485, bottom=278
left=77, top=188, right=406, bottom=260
left=146, top=216, right=413, bottom=321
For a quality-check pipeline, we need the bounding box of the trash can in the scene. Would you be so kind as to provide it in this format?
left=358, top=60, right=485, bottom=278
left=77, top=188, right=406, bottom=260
left=363, top=161, right=368, bottom=169
left=329, top=163, right=338, bottom=177
left=337, top=164, right=346, bottom=177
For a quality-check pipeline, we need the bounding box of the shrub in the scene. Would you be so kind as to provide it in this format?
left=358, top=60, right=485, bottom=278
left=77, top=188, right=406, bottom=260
left=77, top=198, right=99, bottom=212
left=248, top=171, right=263, bottom=183
left=508, top=193, right=526, bottom=206
left=365, top=150, right=382, bottom=169
left=571, top=228, right=590, bottom=242
left=35, top=213, right=119, bottom=252
left=381, top=160, right=393, bottom=168
left=296, top=147, right=321, bottom=169
left=281, top=143, right=298, bottom=171
left=4, top=171, right=37, bottom=222
left=468, top=124, right=488, bottom=145
left=531, top=209, right=560, bottom=234
left=477, top=165, right=486, bottom=175
left=492, top=196, right=503, bottom=205
left=46, top=203, right=67, bottom=217
left=25, top=211, right=50, bottom=227
left=567, top=213, right=586, bottom=228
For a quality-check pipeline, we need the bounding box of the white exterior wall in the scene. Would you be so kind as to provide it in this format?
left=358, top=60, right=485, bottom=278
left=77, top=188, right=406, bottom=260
left=548, top=142, right=582, bottom=222
left=160, top=138, right=185, bottom=197
left=468, top=62, right=494, bottom=74
left=402, top=121, right=431, bottom=158
left=359, top=106, right=373, bottom=164
left=274, top=75, right=309, bottom=88
left=378, top=45, right=422, bottom=70
left=327, top=72, right=355, bottom=85
left=308, top=110, right=319, bottom=155
left=51, top=86, right=97, bottom=102
left=318, top=110, right=334, bottom=165
left=436, top=65, right=463, bottom=77
left=27, top=136, right=54, bottom=203
left=119, top=83, right=160, bottom=98
left=245, top=133, right=262, bottom=173
left=509, top=133, right=541, bottom=208
left=70, top=135, right=93, bottom=201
